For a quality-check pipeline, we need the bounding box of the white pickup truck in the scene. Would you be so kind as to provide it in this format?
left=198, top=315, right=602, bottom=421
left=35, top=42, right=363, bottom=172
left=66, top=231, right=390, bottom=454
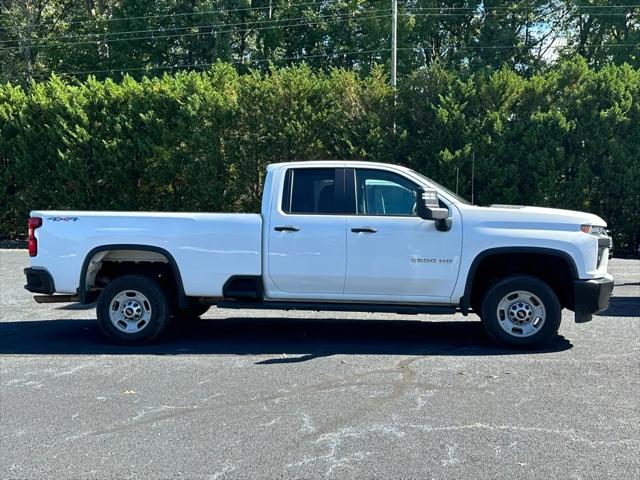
left=24, top=161, right=614, bottom=347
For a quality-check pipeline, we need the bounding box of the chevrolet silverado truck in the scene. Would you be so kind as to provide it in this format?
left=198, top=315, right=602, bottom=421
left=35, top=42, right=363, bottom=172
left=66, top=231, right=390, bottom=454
left=24, top=161, right=614, bottom=347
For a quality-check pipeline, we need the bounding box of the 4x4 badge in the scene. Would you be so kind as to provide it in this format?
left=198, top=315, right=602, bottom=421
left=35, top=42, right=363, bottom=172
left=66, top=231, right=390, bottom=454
left=47, top=216, right=78, bottom=222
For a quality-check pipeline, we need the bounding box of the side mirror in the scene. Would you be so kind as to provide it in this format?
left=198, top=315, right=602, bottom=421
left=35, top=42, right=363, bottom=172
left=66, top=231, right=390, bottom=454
left=416, top=187, right=452, bottom=232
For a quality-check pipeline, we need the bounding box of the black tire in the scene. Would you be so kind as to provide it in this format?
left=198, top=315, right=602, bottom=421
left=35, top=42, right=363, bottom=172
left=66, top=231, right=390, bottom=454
left=480, top=275, right=561, bottom=348
left=96, top=274, right=171, bottom=345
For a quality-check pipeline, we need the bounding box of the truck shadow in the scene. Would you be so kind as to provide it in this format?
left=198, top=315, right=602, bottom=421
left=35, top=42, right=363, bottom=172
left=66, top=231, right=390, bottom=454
left=0, top=317, right=572, bottom=359
left=597, top=296, right=640, bottom=317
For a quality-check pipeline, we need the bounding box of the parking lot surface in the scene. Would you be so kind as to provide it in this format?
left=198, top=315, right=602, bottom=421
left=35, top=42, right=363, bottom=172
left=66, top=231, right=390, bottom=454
left=1, top=250, right=639, bottom=479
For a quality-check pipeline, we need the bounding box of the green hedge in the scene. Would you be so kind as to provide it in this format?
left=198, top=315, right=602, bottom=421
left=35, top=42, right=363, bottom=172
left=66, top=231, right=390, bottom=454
left=1, top=58, right=639, bottom=254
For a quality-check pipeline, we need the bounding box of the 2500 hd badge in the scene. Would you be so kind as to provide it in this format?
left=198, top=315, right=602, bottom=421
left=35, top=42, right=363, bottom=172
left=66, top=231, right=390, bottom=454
left=411, top=258, right=453, bottom=264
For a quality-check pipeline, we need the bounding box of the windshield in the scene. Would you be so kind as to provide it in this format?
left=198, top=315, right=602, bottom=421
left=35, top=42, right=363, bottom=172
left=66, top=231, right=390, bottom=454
left=410, top=169, right=472, bottom=205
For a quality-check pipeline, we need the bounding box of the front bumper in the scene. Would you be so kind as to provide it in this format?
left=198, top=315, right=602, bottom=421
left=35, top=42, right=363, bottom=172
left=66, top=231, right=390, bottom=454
left=24, top=267, right=55, bottom=294
left=573, top=274, right=614, bottom=323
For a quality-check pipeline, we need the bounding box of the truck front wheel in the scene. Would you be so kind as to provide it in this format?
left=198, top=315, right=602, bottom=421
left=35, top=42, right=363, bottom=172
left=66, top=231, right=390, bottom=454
left=480, top=275, right=561, bottom=347
left=96, top=275, right=171, bottom=345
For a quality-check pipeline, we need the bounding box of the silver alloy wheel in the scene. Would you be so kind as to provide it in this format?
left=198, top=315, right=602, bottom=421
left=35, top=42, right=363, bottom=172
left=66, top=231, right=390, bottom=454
left=496, top=290, right=546, bottom=338
left=109, top=290, right=152, bottom=334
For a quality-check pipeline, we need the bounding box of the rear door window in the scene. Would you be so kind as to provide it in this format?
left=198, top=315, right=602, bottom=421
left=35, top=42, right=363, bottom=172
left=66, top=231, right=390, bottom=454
left=282, top=168, right=344, bottom=214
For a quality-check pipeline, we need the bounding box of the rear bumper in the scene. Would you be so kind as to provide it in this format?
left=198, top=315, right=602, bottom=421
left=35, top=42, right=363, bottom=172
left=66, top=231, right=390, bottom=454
left=24, top=268, right=55, bottom=294
left=573, top=274, right=614, bottom=323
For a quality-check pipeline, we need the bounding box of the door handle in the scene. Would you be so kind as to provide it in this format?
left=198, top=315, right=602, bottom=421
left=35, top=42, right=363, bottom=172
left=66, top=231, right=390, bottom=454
left=274, top=225, right=300, bottom=232
left=351, top=227, right=377, bottom=234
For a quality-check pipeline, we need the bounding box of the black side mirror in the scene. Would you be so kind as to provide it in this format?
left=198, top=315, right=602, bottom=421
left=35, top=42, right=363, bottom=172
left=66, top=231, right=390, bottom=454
left=416, top=187, right=452, bottom=232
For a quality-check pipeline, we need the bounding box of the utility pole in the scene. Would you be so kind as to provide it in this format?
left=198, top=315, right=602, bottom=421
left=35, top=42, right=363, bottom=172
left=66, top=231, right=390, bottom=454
left=391, top=0, right=398, bottom=133
left=471, top=149, right=475, bottom=205
left=391, top=0, right=397, bottom=89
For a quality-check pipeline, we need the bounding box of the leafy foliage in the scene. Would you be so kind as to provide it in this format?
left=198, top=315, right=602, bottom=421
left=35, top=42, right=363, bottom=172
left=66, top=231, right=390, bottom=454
left=1, top=1, right=638, bottom=85
left=1, top=58, right=639, bottom=253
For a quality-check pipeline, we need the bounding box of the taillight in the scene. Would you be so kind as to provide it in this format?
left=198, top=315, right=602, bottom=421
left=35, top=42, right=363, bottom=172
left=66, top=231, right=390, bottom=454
left=28, top=217, right=42, bottom=257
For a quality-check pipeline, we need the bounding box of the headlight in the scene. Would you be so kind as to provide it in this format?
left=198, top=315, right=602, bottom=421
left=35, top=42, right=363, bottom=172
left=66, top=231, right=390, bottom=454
left=581, top=224, right=607, bottom=235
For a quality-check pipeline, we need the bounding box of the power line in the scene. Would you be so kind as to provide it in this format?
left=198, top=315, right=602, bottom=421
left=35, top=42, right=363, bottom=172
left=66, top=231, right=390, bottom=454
left=411, top=11, right=635, bottom=17
left=0, top=10, right=457, bottom=48
left=0, top=11, right=394, bottom=51
left=12, top=1, right=639, bottom=39
left=0, top=8, right=392, bottom=45
left=0, top=14, right=393, bottom=53
left=26, top=48, right=392, bottom=79
left=1, top=8, right=635, bottom=52
left=400, top=44, right=639, bottom=51
left=25, top=1, right=343, bottom=28
left=17, top=42, right=636, bottom=82
left=411, top=4, right=640, bottom=10
left=25, top=1, right=640, bottom=30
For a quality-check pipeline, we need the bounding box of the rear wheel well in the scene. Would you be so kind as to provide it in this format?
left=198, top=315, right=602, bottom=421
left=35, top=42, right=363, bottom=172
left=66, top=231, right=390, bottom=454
left=81, top=248, right=185, bottom=306
left=467, top=252, right=576, bottom=312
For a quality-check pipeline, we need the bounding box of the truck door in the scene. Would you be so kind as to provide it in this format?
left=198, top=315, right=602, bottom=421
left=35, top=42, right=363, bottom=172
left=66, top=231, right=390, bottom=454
left=266, top=167, right=347, bottom=295
left=343, top=168, right=462, bottom=302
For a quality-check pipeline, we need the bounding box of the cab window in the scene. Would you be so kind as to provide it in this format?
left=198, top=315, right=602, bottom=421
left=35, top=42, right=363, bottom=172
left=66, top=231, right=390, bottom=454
left=282, top=168, right=340, bottom=214
left=354, top=169, right=419, bottom=216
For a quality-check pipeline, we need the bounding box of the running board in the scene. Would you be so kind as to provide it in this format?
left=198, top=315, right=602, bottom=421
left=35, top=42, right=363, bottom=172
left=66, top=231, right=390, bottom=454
left=33, top=294, right=80, bottom=303
left=216, top=300, right=456, bottom=315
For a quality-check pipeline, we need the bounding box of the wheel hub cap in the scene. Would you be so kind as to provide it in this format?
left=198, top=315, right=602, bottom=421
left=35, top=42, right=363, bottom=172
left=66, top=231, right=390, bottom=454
left=509, top=302, right=533, bottom=325
left=496, top=290, right=546, bottom=338
left=109, top=290, right=152, bottom=334
left=122, top=300, right=143, bottom=320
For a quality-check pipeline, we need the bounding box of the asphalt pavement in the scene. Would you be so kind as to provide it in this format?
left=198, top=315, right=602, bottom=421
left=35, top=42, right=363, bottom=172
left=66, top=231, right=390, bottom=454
left=1, top=250, right=639, bottom=479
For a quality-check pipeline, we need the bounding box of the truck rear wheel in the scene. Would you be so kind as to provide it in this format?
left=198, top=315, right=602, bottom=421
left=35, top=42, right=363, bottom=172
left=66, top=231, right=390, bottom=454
left=96, top=274, right=171, bottom=345
left=480, top=275, right=561, bottom=348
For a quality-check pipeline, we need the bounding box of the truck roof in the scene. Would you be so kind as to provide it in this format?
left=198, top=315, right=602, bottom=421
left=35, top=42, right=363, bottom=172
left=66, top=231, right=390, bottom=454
left=266, top=160, right=413, bottom=172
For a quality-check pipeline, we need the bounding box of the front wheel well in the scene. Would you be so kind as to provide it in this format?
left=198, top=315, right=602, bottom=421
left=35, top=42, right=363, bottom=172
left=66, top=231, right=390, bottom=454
left=465, top=251, right=577, bottom=312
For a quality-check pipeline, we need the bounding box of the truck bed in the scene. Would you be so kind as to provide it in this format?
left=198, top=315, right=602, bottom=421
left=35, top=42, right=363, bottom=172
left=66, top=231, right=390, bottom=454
left=29, top=211, right=262, bottom=297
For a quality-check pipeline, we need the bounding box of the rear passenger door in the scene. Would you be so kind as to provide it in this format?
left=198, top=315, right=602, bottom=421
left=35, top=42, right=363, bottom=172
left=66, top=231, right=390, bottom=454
left=266, top=167, right=347, bottom=296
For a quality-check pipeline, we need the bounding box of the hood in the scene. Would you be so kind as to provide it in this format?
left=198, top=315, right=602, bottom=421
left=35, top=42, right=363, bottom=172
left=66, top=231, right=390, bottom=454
left=464, top=204, right=607, bottom=231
